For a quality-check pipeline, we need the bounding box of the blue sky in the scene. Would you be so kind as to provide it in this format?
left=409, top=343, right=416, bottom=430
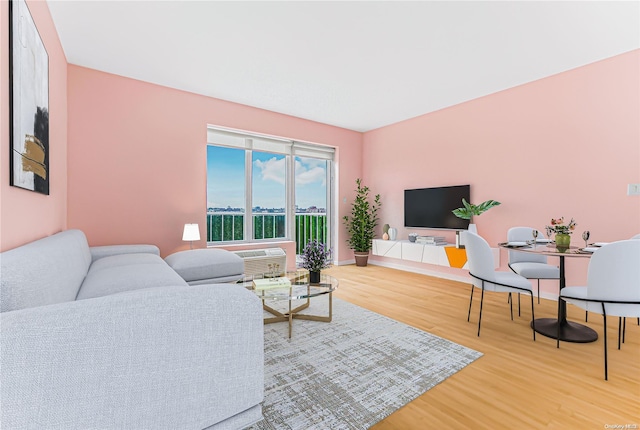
left=207, top=146, right=327, bottom=210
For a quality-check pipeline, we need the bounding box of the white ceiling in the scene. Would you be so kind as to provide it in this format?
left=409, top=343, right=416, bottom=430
left=47, top=1, right=640, bottom=132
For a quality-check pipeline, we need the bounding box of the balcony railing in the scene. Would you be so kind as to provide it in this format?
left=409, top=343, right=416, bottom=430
left=294, top=213, right=327, bottom=254
left=207, top=212, right=327, bottom=254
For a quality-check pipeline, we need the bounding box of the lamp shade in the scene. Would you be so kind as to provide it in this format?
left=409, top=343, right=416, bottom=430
left=182, top=224, right=201, bottom=241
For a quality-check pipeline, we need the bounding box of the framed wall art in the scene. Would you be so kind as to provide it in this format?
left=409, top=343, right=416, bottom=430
left=9, top=0, right=49, bottom=195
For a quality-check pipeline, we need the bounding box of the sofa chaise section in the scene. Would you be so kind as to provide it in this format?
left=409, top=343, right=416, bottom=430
left=0, top=230, right=264, bottom=429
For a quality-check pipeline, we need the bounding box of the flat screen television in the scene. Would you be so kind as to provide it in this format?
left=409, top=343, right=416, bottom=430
left=404, top=185, right=471, bottom=230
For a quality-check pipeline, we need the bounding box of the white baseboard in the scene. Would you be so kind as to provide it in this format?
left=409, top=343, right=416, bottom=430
left=336, top=259, right=356, bottom=266
left=368, top=260, right=471, bottom=284
left=337, top=259, right=561, bottom=302
left=535, top=290, right=560, bottom=302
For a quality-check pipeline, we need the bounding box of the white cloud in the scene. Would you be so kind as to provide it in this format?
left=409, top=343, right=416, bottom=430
left=296, top=166, right=325, bottom=186
left=295, top=159, right=326, bottom=185
left=254, top=157, right=286, bottom=184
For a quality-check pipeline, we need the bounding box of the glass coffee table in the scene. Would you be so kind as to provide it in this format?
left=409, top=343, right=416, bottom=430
left=241, top=271, right=338, bottom=338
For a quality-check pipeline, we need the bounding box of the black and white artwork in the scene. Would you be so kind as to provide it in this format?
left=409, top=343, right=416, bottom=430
left=10, top=0, right=49, bottom=195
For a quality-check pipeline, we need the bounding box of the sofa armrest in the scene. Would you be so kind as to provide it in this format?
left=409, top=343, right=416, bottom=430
left=90, top=244, right=160, bottom=262
left=1, top=284, right=264, bottom=430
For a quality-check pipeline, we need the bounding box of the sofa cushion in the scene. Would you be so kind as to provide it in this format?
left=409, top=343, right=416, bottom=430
left=90, top=244, right=160, bottom=263
left=77, top=253, right=187, bottom=300
left=1, top=230, right=92, bottom=313
left=165, top=249, right=244, bottom=284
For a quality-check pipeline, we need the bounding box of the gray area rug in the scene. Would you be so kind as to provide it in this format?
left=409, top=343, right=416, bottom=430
left=247, top=295, right=482, bottom=430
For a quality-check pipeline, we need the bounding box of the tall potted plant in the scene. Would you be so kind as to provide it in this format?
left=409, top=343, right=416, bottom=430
left=343, top=178, right=381, bottom=267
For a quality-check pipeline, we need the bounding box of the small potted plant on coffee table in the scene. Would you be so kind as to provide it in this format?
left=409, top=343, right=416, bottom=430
left=300, top=240, right=332, bottom=284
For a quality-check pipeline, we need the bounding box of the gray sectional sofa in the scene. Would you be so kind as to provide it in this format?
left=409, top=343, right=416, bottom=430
left=0, top=230, right=263, bottom=430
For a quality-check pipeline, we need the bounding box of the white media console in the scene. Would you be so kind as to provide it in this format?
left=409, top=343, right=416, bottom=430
left=372, top=239, right=500, bottom=269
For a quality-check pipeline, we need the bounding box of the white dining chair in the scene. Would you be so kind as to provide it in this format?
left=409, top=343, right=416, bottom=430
left=585, top=234, right=640, bottom=325
left=559, top=240, right=640, bottom=380
left=594, top=234, right=640, bottom=326
left=627, top=234, right=640, bottom=327
left=507, top=227, right=560, bottom=304
left=629, top=234, right=640, bottom=326
left=464, top=231, right=536, bottom=339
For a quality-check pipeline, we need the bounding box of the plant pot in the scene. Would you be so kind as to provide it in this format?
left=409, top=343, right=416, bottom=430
left=458, top=223, right=477, bottom=248
left=309, top=271, right=321, bottom=284
left=555, top=233, right=571, bottom=251
left=354, top=251, right=369, bottom=267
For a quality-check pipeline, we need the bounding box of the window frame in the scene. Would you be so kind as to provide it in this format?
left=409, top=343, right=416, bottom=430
left=207, top=126, right=334, bottom=250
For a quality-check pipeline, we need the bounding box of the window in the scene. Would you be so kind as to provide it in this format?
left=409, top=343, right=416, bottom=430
left=206, top=146, right=245, bottom=241
left=252, top=151, right=286, bottom=240
left=294, top=156, right=329, bottom=254
left=206, top=127, right=334, bottom=254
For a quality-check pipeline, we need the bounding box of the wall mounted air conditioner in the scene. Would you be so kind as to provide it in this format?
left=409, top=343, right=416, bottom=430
left=232, top=248, right=287, bottom=277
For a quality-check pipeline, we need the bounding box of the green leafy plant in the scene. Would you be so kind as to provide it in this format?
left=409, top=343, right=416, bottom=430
left=452, top=198, right=501, bottom=220
left=342, top=178, right=381, bottom=252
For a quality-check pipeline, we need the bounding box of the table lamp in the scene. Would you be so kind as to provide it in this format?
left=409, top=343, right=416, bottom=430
left=182, top=223, right=200, bottom=249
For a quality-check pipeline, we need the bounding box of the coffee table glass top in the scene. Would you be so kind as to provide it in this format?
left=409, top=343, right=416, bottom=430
left=241, top=271, right=338, bottom=301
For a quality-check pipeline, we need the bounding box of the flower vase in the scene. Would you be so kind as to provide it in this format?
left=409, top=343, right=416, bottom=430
left=309, top=271, right=321, bottom=284
left=458, top=223, right=477, bottom=248
left=555, top=233, right=571, bottom=251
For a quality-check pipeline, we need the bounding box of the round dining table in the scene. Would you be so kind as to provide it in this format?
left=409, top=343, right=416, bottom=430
left=499, top=241, right=597, bottom=343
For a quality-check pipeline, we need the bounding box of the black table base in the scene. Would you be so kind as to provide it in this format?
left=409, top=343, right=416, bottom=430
left=531, top=318, right=598, bottom=343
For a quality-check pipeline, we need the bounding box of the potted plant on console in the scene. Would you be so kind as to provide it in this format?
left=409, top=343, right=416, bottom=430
left=452, top=198, right=501, bottom=248
left=343, top=178, right=381, bottom=267
left=301, top=240, right=332, bottom=284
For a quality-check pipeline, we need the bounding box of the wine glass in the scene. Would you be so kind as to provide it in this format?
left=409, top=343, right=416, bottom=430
left=582, top=230, right=590, bottom=248
left=532, top=229, right=539, bottom=247
left=546, top=226, right=554, bottom=245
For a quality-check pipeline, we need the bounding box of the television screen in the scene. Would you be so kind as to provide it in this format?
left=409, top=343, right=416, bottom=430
left=404, top=185, right=471, bottom=230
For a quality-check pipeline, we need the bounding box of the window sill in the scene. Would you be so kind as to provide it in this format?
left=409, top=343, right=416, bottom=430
left=207, top=239, right=294, bottom=250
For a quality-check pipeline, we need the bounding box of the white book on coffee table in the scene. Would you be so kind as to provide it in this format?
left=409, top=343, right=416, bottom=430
left=252, top=277, right=292, bottom=290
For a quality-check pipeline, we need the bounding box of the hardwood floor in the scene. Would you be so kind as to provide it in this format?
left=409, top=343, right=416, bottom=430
left=325, top=264, right=640, bottom=429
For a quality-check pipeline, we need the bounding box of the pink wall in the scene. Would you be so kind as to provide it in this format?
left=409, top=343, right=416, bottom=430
left=0, top=0, right=67, bottom=252
left=363, top=50, right=640, bottom=288
left=67, top=66, right=363, bottom=262
left=5, top=5, right=636, bottom=289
